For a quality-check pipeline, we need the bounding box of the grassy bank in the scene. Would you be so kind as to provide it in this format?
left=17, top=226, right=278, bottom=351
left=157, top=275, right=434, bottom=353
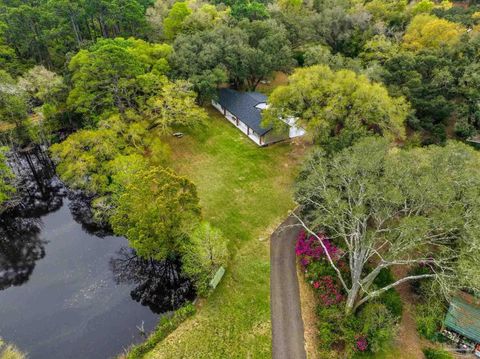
left=143, top=108, right=305, bottom=358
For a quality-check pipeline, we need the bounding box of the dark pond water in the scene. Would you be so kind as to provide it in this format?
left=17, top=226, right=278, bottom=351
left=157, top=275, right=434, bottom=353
left=0, top=148, right=195, bottom=359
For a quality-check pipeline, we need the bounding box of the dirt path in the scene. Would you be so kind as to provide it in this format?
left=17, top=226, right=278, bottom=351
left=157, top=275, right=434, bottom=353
left=392, top=267, right=426, bottom=359
left=270, top=215, right=307, bottom=359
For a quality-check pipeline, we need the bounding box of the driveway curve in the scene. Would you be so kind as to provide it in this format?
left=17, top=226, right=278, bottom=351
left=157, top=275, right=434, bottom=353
left=270, top=215, right=307, bottom=359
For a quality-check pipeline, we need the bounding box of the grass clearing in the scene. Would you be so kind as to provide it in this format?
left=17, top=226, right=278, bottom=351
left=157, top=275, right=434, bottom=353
left=145, top=107, right=306, bottom=358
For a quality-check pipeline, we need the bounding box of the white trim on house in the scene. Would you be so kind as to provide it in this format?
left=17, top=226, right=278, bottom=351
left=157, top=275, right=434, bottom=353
left=212, top=100, right=262, bottom=146
left=212, top=97, right=305, bottom=146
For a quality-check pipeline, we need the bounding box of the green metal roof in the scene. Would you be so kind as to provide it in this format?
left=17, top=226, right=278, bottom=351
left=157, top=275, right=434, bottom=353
left=445, top=296, right=480, bottom=343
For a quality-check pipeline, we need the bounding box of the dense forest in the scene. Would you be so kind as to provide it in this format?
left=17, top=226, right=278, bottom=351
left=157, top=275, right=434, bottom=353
left=1, top=0, right=480, bottom=358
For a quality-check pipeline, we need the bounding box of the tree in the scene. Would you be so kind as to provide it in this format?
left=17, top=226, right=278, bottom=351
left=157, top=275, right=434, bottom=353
left=231, top=1, right=269, bottom=21
left=110, top=167, right=201, bottom=260
left=380, top=49, right=462, bottom=143
left=50, top=128, right=126, bottom=195
left=0, top=147, right=14, bottom=207
left=171, top=20, right=293, bottom=98
left=67, top=37, right=172, bottom=122
left=18, top=65, right=65, bottom=106
left=0, top=70, right=28, bottom=130
left=264, top=65, right=408, bottom=151
left=163, top=1, right=192, bottom=40
left=403, top=14, right=465, bottom=52
left=295, top=137, right=480, bottom=313
left=359, top=35, right=400, bottom=65
left=239, top=19, right=294, bottom=90
left=363, top=0, right=408, bottom=28
left=182, top=3, right=230, bottom=33
left=143, top=80, right=208, bottom=134
left=181, top=222, right=229, bottom=294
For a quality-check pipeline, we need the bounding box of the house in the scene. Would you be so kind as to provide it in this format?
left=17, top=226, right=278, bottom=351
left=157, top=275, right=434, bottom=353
left=211, top=88, right=305, bottom=146
left=443, top=293, right=480, bottom=355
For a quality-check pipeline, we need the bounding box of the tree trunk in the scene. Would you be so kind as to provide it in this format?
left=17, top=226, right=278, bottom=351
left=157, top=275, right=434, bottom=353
left=69, top=13, right=82, bottom=46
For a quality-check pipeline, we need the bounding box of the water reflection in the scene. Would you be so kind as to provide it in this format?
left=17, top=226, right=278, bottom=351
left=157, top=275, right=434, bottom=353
left=0, top=215, right=45, bottom=290
left=8, top=146, right=64, bottom=216
left=110, top=248, right=196, bottom=314
left=0, top=147, right=196, bottom=358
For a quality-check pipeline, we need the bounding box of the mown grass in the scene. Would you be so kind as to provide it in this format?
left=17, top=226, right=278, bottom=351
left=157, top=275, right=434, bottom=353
left=144, top=108, right=305, bottom=358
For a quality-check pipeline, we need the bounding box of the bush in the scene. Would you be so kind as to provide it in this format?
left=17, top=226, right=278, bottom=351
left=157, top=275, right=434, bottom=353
left=358, top=302, right=397, bottom=354
left=423, top=348, right=454, bottom=359
left=378, top=290, right=403, bottom=319
left=373, top=268, right=403, bottom=318
left=373, top=268, right=395, bottom=287
left=126, top=303, right=196, bottom=359
left=316, top=304, right=359, bottom=353
left=415, top=302, right=445, bottom=341
left=181, top=222, right=228, bottom=296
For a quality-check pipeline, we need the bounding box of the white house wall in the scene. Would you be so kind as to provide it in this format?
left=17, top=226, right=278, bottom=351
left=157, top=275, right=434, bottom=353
left=212, top=100, right=262, bottom=146
left=248, top=131, right=261, bottom=144
left=212, top=100, right=223, bottom=113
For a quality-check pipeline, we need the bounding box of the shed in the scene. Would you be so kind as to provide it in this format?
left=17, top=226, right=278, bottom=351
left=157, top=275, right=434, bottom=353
left=444, top=295, right=480, bottom=343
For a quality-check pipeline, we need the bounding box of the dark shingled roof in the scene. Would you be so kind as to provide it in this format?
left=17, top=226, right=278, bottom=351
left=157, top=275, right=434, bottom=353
left=445, top=295, right=480, bottom=343
left=217, top=88, right=272, bottom=136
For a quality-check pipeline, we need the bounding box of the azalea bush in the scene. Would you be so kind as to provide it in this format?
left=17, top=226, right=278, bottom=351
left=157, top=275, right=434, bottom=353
left=296, top=230, right=399, bottom=356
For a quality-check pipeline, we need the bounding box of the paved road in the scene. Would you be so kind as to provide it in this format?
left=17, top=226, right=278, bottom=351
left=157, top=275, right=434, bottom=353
left=271, top=215, right=307, bottom=359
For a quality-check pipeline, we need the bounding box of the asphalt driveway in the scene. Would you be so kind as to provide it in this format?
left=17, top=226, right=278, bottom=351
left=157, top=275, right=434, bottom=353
left=270, top=215, right=307, bottom=359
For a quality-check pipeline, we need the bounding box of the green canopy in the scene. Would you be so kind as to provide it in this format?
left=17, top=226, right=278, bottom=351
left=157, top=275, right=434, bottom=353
left=445, top=296, right=480, bottom=343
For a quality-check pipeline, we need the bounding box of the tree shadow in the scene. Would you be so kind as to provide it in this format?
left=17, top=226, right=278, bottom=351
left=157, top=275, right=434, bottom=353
left=109, top=247, right=196, bottom=314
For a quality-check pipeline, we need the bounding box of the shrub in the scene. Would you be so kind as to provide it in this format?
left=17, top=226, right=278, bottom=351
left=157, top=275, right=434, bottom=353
left=181, top=222, right=228, bottom=296
left=423, top=348, right=454, bottom=359
left=316, top=304, right=358, bottom=353
left=358, top=303, right=397, bottom=353
left=296, top=230, right=340, bottom=263
left=373, top=268, right=403, bottom=318
left=126, top=303, right=196, bottom=359
left=374, top=268, right=395, bottom=287
left=416, top=302, right=445, bottom=341
left=378, top=289, right=403, bottom=319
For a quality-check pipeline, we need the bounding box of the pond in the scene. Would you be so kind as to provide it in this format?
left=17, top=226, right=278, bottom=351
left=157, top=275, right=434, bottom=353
left=0, top=148, right=195, bottom=359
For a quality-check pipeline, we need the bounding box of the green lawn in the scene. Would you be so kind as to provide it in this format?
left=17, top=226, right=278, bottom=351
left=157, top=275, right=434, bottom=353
left=145, top=108, right=305, bottom=358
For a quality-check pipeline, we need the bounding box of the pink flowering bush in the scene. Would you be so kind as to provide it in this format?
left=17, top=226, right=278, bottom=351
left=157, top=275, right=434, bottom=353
left=297, top=231, right=396, bottom=356
left=313, top=276, right=344, bottom=306
left=295, top=230, right=340, bottom=264
left=355, top=335, right=368, bottom=352
left=297, top=230, right=345, bottom=306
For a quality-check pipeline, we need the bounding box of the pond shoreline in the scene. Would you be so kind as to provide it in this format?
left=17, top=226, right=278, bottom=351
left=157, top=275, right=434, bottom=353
left=0, top=147, right=195, bottom=358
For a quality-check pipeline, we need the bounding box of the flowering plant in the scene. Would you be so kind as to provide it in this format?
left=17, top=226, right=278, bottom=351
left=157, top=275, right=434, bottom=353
left=312, top=276, right=344, bottom=306
left=355, top=335, right=368, bottom=352
left=295, top=230, right=339, bottom=264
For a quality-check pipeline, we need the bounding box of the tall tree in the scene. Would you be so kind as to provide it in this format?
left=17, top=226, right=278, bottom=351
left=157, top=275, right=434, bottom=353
left=0, top=0, right=151, bottom=69
left=295, top=138, right=480, bottom=313
left=171, top=20, right=293, bottom=99
left=18, top=65, right=65, bottom=106
left=264, top=65, right=408, bottom=151
left=67, top=38, right=172, bottom=122
left=0, top=70, right=28, bottom=130
left=403, top=14, right=465, bottom=51
left=163, top=1, right=192, bottom=40
left=110, top=167, right=201, bottom=260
